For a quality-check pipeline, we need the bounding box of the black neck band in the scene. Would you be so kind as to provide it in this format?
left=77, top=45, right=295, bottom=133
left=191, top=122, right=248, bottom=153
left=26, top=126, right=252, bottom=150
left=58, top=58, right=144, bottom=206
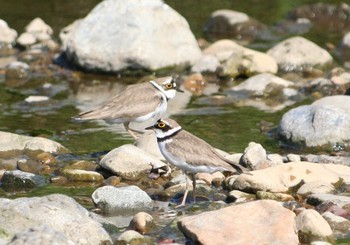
left=157, top=128, right=182, bottom=142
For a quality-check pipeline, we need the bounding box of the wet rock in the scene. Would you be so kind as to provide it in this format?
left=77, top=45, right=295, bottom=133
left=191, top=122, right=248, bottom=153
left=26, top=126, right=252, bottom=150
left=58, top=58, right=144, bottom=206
left=0, top=194, right=112, bottom=244
left=0, top=19, right=18, bottom=44
left=62, top=169, right=104, bottom=182
left=295, top=209, right=334, bottom=244
left=117, top=230, right=145, bottom=245
left=1, top=170, right=46, bottom=191
left=240, top=142, right=275, bottom=170
left=231, top=162, right=350, bottom=193
left=99, top=144, right=166, bottom=180
left=65, top=160, right=97, bottom=171
left=91, top=185, right=153, bottom=214
left=267, top=36, right=333, bottom=72
left=17, top=158, right=52, bottom=175
left=50, top=175, right=68, bottom=184
left=128, top=212, right=155, bottom=235
left=226, top=190, right=256, bottom=203
left=5, top=61, right=30, bottom=80
left=279, top=96, right=350, bottom=148
left=62, top=0, right=201, bottom=72
left=204, top=9, right=270, bottom=43
left=307, top=194, right=350, bottom=208
left=178, top=200, right=298, bottom=245
left=322, top=211, right=350, bottom=238
left=191, top=54, right=220, bottom=74
left=8, top=225, right=70, bottom=245
left=297, top=181, right=336, bottom=196
left=256, top=191, right=294, bottom=202
left=36, top=152, right=56, bottom=165
left=0, top=131, right=69, bottom=156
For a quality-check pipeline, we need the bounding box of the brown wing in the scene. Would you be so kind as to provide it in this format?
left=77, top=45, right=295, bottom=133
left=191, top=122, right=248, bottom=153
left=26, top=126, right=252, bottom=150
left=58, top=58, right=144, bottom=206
left=75, top=83, right=162, bottom=121
left=167, top=130, right=246, bottom=173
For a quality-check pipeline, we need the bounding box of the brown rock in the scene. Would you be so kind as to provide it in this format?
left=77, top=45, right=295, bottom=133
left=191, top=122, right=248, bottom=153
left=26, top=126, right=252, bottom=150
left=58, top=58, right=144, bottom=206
left=178, top=200, right=298, bottom=245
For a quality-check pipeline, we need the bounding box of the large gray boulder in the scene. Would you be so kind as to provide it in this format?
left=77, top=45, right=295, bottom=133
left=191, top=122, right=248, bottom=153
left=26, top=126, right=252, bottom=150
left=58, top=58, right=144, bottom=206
left=0, top=194, right=112, bottom=244
left=278, top=96, right=350, bottom=148
left=61, top=0, right=202, bottom=72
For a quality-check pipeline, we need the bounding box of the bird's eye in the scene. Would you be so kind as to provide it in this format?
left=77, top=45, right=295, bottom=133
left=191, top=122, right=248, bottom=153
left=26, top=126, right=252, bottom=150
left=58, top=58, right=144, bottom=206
left=165, top=83, right=173, bottom=89
left=158, top=122, right=166, bottom=128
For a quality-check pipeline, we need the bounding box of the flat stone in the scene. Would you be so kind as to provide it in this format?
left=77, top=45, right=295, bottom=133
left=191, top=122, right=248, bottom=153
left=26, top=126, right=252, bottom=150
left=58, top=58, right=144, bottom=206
left=178, top=200, right=298, bottom=245
left=297, top=181, right=336, bottom=196
left=62, top=169, right=104, bottom=182
left=307, top=193, right=350, bottom=208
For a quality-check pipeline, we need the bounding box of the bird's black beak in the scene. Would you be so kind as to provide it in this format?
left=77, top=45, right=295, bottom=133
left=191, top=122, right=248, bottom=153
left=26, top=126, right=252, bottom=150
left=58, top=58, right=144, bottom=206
left=145, top=125, right=154, bottom=130
left=176, top=87, right=184, bottom=93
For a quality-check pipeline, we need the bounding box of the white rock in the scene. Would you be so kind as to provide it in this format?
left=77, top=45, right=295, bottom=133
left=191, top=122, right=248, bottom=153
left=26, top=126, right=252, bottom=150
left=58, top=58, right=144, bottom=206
left=297, top=181, right=336, bottom=195
left=210, top=9, right=250, bottom=25
left=0, top=19, right=18, bottom=43
left=191, top=54, right=220, bottom=73
left=17, top=32, right=36, bottom=46
left=92, top=185, right=153, bottom=214
left=267, top=36, right=333, bottom=71
left=295, top=209, right=333, bottom=240
left=25, top=17, right=53, bottom=35
left=342, top=32, right=350, bottom=47
left=25, top=95, right=50, bottom=103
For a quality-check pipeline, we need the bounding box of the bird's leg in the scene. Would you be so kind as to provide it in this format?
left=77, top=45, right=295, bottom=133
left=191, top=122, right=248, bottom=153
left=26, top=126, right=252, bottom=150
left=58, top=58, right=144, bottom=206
left=123, top=122, right=140, bottom=139
left=191, top=173, right=196, bottom=203
left=177, top=175, right=191, bottom=208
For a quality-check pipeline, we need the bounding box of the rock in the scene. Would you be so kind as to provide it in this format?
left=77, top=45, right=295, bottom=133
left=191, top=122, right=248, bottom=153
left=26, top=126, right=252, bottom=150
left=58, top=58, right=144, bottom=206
left=25, top=17, right=53, bottom=35
left=64, top=160, right=97, bottom=171
left=231, top=73, right=294, bottom=95
left=312, top=95, right=350, bottom=112
left=0, top=19, right=18, bottom=44
left=267, top=154, right=284, bottom=165
left=204, top=9, right=269, bottom=43
left=267, top=36, right=333, bottom=72
left=295, top=209, right=334, bottom=244
left=297, top=181, right=336, bottom=196
left=322, top=211, right=350, bottom=237
left=36, top=152, right=56, bottom=165
left=278, top=99, right=350, bottom=148
left=16, top=32, right=36, bottom=46
left=287, top=154, right=301, bottom=162
left=240, top=142, right=274, bottom=170
left=0, top=131, right=69, bottom=157
left=342, top=32, right=350, bottom=48
left=91, top=185, right=153, bottom=214
left=178, top=200, right=298, bottom=245
left=8, top=225, right=70, bottom=245
left=24, top=96, right=50, bottom=103
left=302, top=154, right=350, bottom=167
left=256, top=191, right=294, bottom=202
left=203, top=39, right=277, bottom=77
left=226, top=190, right=256, bottom=203
left=231, top=162, right=350, bottom=193
left=0, top=194, right=112, bottom=244
left=1, top=170, right=46, bottom=191
left=128, top=212, right=155, bottom=235
left=62, top=0, right=201, bottom=72
left=104, top=176, right=121, bottom=186
left=307, top=194, right=350, bottom=208
left=62, top=169, right=104, bottom=182
left=99, top=144, right=166, bottom=180
left=191, top=55, right=220, bottom=73
left=117, top=230, right=145, bottom=245
left=183, top=73, right=207, bottom=96
left=5, top=61, right=30, bottom=80
left=17, top=158, right=52, bottom=175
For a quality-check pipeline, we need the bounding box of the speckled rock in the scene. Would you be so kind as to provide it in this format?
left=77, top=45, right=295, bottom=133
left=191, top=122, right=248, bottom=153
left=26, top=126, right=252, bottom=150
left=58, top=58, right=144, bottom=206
left=91, top=185, right=153, bottom=214
left=1, top=170, right=46, bottom=191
